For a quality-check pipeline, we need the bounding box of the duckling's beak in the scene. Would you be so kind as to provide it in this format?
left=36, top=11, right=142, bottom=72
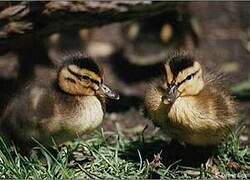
left=99, top=83, right=120, bottom=100
left=162, top=85, right=178, bottom=104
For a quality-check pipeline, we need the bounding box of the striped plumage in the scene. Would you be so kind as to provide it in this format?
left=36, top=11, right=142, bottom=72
left=145, top=52, right=238, bottom=146
left=1, top=51, right=119, bottom=148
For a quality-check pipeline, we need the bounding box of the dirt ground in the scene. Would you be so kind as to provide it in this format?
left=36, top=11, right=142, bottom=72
left=0, top=2, right=249, bottom=145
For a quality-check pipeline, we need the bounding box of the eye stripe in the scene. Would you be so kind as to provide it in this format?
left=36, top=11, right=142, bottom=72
left=65, top=77, right=76, bottom=83
left=67, top=67, right=100, bottom=84
left=91, top=79, right=100, bottom=85
left=67, top=67, right=82, bottom=80
left=177, top=70, right=199, bottom=87
left=81, top=75, right=90, bottom=80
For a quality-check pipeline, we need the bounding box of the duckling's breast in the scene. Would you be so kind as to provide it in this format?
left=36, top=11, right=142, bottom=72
left=147, top=94, right=229, bottom=145
left=168, top=96, right=216, bottom=129
left=64, top=96, right=104, bottom=134
left=165, top=96, right=229, bottom=145
left=45, top=96, right=104, bottom=143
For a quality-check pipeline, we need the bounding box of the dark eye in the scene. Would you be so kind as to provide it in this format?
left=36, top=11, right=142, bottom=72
left=81, top=75, right=90, bottom=81
left=186, top=74, right=193, bottom=81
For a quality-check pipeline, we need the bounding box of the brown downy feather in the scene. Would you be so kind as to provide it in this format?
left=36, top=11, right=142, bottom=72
left=144, top=51, right=238, bottom=146
left=0, top=51, right=114, bottom=149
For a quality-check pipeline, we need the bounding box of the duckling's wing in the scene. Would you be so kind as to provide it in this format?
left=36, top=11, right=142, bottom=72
left=0, top=85, right=56, bottom=145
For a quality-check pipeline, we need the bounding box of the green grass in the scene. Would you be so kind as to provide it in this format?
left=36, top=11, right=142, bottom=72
left=0, top=127, right=249, bottom=179
left=231, top=80, right=250, bottom=97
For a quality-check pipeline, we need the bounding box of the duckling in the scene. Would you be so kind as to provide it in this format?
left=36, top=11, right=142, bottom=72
left=122, top=9, right=198, bottom=66
left=0, top=51, right=119, bottom=148
left=144, top=51, right=238, bottom=146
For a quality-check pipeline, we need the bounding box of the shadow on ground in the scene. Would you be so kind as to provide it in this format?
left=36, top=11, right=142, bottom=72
left=106, top=93, right=143, bottom=113
left=120, top=138, right=215, bottom=168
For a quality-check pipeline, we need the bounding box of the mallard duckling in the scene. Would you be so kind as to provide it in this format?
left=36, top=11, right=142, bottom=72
left=144, top=52, right=238, bottom=146
left=1, top=51, right=119, bottom=147
left=122, top=9, right=198, bottom=66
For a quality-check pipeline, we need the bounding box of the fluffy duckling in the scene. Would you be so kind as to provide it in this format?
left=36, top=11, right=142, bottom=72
left=144, top=52, right=238, bottom=146
left=1, top=51, right=119, bottom=147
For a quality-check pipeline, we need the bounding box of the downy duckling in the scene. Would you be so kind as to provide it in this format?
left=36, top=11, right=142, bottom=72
left=1, top=51, right=119, bottom=147
left=144, top=52, right=238, bottom=146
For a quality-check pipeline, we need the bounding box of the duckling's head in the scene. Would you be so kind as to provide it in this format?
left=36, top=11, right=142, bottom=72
left=162, top=53, right=204, bottom=104
left=58, top=53, right=119, bottom=100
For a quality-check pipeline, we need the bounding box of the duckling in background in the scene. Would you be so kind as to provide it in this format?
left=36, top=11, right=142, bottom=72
left=144, top=51, right=238, bottom=146
left=122, top=10, right=199, bottom=66
left=1, top=51, right=119, bottom=148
